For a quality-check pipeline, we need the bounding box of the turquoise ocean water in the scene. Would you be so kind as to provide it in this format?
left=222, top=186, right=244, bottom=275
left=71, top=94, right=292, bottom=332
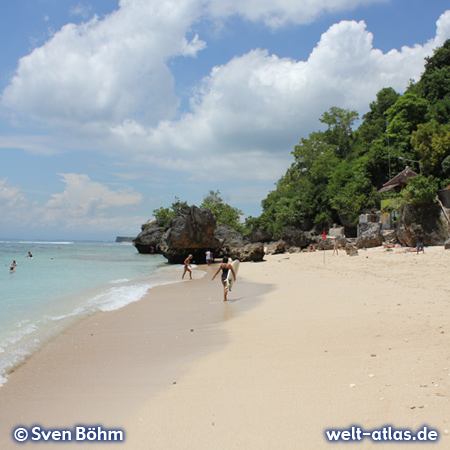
left=0, top=241, right=186, bottom=387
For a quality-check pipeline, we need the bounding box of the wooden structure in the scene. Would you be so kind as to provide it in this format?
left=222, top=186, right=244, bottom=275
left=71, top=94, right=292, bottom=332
left=377, top=167, right=418, bottom=194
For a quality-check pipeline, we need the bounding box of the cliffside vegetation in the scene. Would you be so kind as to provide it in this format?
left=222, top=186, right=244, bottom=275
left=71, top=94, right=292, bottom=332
left=244, top=39, right=450, bottom=238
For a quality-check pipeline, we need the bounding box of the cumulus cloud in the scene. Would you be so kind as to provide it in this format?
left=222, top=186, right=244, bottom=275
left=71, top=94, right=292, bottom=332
left=0, top=175, right=144, bottom=232
left=1, top=1, right=450, bottom=220
left=1, top=0, right=390, bottom=131
left=2, top=0, right=205, bottom=129
left=42, top=173, right=143, bottom=223
left=103, top=11, right=450, bottom=182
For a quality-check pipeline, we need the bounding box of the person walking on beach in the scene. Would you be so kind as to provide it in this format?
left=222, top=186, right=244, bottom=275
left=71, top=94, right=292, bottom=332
left=333, top=237, right=339, bottom=255
left=205, top=250, right=212, bottom=266
left=212, top=257, right=237, bottom=302
left=415, top=232, right=425, bottom=254
left=182, top=254, right=193, bottom=280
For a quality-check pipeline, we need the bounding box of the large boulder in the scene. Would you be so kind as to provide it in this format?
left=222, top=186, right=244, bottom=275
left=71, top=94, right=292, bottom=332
left=230, top=242, right=265, bottom=262
left=396, top=204, right=449, bottom=247
left=214, top=225, right=264, bottom=262
left=133, top=220, right=166, bottom=254
left=356, top=222, right=383, bottom=248
left=247, top=228, right=272, bottom=243
left=345, top=243, right=359, bottom=256
left=265, top=240, right=286, bottom=255
left=158, top=206, right=221, bottom=264
left=315, top=237, right=335, bottom=250
left=281, top=227, right=310, bottom=248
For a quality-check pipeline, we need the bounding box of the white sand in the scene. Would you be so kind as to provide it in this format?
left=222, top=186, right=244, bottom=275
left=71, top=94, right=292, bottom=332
left=1, top=247, right=450, bottom=449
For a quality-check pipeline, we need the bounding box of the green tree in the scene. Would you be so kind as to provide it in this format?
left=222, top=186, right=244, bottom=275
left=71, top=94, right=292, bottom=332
left=411, top=121, right=450, bottom=176
left=152, top=207, right=174, bottom=223
left=319, top=107, right=359, bottom=159
left=412, top=39, right=450, bottom=124
left=353, top=87, right=401, bottom=188
left=152, top=197, right=189, bottom=223
left=200, top=190, right=243, bottom=230
left=386, top=93, right=430, bottom=154
left=400, top=175, right=439, bottom=208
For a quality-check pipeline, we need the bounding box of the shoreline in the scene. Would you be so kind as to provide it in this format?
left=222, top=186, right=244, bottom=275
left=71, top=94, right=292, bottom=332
left=2, top=248, right=450, bottom=448
left=0, top=262, right=268, bottom=448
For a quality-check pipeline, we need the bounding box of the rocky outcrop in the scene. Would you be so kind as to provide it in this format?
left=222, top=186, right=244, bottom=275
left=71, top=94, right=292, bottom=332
left=214, top=225, right=264, bottom=262
left=396, top=204, right=449, bottom=246
left=281, top=227, right=310, bottom=248
left=157, top=206, right=221, bottom=264
left=315, top=237, right=335, bottom=250
left=247, top=228, right=272, bottom=243
left=134, top=209, right=265, bottom=264
left=133, top=220, right=167, bottom=254
left=345, top=243, right=359, bottom=256
left=265, top=240, right=286, bottom=255
left=356, top=222, right=383, bottom=248
left=230, top=242, right=265, bottom=262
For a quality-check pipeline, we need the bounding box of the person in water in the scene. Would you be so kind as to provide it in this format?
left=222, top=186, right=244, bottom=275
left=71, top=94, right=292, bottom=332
left=182, top=254, right=193, bottom=280
left=212, top=257, right=237, bottom=302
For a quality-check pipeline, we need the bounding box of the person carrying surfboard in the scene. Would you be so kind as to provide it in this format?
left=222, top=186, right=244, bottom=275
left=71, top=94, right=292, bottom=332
left=211, top=257, right=237, bottom=302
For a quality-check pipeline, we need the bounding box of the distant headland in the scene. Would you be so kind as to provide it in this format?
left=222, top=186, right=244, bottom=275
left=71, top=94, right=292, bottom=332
left=115, top=236, right=134, bottom=243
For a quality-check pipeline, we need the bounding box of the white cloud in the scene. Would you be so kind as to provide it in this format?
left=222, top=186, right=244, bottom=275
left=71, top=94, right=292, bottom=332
left=42, top=173, right=143, bottom=222
left=0, top=175, right=144, bottom=233
left=105, top=12, right=450, bottom=181
left=2, top=0, right=206, bottom=129
left=1, top=2, right=450, bottom=209
left=69, top=3, right=93, bottom=19
left=0, top=178, right=31, bottom=223
left=207, top=0, right=388, bottom=28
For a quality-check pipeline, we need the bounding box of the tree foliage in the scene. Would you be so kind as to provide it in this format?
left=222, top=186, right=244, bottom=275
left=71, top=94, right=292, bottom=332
left=200, top=190, right=243, bottom=231
left=253, top=39, right=450, bottom=236
left=152, top=197, right=189, bottom=223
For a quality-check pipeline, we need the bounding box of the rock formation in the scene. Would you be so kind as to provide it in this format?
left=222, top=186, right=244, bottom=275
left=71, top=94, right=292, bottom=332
left=157, top=206, right=221, bottom=264
left=265, top=240, right=286, bottom=255
left=345, top=243, right=359, bottom=256
left=214, top=225, right=264, bottom=262
left=133, top=220, right=166, bottom=254
left=396, top=204, right=449, bottom=246
left=356, top=222, right=383, bottom=248
left=247, top=228, right=272, bottom=243
left=281, top=227, right=310, bottom=248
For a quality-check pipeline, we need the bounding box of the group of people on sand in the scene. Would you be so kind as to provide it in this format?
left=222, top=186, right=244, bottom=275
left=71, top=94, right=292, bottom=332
left=182, top=252, right=237, bottom=302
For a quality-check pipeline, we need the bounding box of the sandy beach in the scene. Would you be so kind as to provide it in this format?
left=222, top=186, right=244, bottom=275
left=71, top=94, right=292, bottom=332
left=1, top=246, right=450, bottom=449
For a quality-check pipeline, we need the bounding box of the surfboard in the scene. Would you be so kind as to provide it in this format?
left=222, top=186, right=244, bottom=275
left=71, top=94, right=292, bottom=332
left=226, top=259, right=240, bottom=291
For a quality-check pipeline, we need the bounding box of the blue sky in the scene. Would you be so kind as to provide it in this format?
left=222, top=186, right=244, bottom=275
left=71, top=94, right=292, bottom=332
left=1, top=0, right=450, bottom=241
